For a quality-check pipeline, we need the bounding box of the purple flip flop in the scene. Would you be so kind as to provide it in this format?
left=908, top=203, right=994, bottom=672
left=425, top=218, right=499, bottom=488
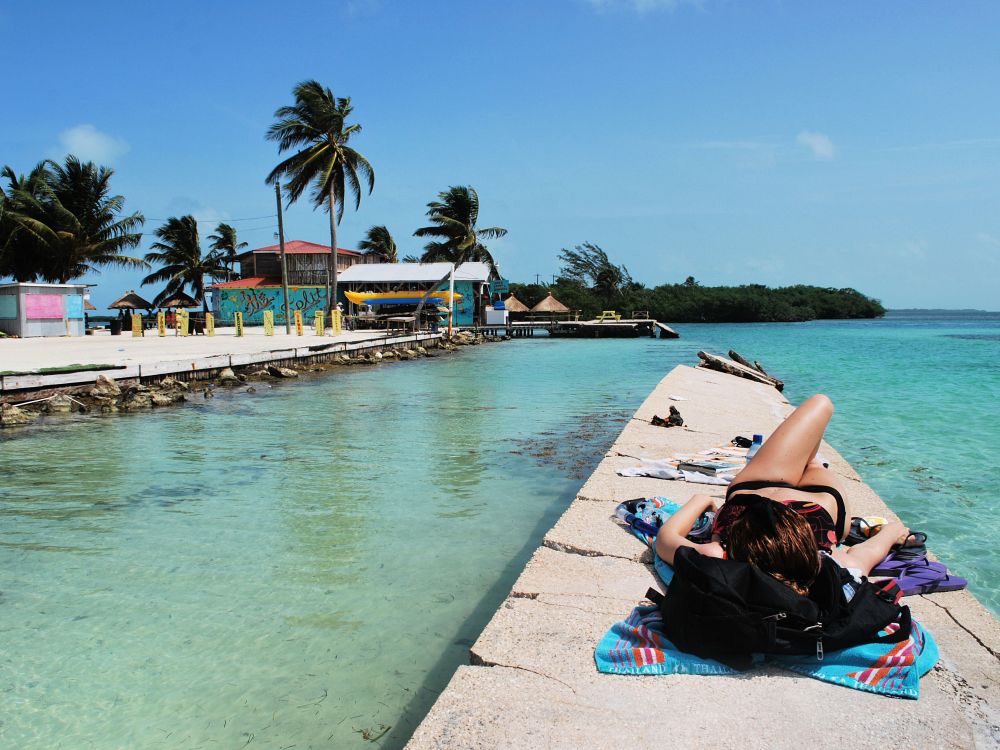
left=896, top=563, right=968, bottom=596
left=871, top=549, right=938, bottom=577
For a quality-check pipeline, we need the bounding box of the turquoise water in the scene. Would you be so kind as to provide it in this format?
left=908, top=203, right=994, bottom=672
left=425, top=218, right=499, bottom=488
left=1, top=311, right=997, bottom=748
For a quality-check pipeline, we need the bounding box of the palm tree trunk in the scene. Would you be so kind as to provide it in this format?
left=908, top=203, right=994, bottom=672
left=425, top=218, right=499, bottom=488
left=328, top=184, right=338, bottom=317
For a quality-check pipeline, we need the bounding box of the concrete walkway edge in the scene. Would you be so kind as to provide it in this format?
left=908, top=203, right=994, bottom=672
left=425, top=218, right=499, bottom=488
left=407, top=365, right=1000, bottom=749
left=0, top=331, right=441, bottom=392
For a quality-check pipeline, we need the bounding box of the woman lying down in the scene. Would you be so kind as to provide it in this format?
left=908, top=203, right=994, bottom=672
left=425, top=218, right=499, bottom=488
left=655, top=394, right=914, bottom=592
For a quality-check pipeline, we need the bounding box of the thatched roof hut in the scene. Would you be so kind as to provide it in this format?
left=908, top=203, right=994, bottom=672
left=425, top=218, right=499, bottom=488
left=158, top=291, right=200, bottom=309
left=108, top=290, right=153, bottom=311
left=502, top=294, right=530, bottom=313
left=530, top=293, right=570, bottom=314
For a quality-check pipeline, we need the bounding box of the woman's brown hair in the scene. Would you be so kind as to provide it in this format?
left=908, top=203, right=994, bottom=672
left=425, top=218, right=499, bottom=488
left=727, top=500, right=821, bottom=595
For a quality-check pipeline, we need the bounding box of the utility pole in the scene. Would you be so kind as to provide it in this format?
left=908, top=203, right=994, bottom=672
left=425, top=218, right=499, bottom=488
left=534, top=273, right=541, bottom=285
left=274, top=183, right=291, bottom=334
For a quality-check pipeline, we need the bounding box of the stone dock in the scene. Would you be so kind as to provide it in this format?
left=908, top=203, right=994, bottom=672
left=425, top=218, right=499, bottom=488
left=407, top=365, right=1000, bottom=749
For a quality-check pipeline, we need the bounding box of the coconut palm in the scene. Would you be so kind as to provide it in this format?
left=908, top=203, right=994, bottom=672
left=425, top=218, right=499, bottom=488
left=357, top=224, right=397, bottom=263
left=142, top=215, right=227, bottom=313
left=1, top=157, right=146, bottom=283
left=207, top=222, right=247, bottom=280
left=266, top=80, right=375, bottom=312
left=0, top=163, right=51, bottom=281
left=414, top=186, right=506, bottom=269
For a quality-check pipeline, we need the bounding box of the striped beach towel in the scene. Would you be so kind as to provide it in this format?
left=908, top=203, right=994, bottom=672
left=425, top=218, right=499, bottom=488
left=601, top=497, right=939, bottom=698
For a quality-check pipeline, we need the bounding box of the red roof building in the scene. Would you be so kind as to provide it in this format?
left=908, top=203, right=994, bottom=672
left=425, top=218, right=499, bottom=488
left=229, top=240, right=381, bottom=287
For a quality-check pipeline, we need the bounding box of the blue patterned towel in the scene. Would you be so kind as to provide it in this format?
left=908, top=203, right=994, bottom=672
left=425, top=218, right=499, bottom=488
left=603, top=497, right=939, bottom=698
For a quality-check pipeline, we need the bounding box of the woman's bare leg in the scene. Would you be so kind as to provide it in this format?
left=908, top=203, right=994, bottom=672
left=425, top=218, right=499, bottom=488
left=832, top=522, right=909, bottom=576
left=731, top=394, right=834, bottom=486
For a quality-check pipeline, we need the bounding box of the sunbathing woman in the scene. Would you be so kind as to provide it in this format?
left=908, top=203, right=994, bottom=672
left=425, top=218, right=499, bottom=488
left=655, top=394, right=911, bottom=592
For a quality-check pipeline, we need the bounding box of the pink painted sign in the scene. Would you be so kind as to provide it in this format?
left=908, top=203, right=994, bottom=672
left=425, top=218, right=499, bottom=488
left=25, top=294, right=65, bottom=319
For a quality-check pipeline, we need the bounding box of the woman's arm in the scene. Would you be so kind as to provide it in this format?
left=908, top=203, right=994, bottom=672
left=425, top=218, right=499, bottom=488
left=654, top=494, right=725, bottom=565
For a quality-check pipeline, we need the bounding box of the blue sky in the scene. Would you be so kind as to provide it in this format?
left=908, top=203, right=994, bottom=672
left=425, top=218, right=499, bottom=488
left=3, top=0, right=999, bottom=309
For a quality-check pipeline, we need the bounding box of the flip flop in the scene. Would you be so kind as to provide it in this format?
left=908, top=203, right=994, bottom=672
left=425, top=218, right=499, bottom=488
left=871, top=552, right=942, bottom=577
left=896, top=563, right=968, bottom=596
left=846, top=516, right=889, bottom=546
left=896, top=531, right=928, bottom=548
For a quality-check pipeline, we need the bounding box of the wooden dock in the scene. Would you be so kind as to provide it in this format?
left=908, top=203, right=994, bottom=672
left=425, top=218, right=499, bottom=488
left=466, top=319, right=679, bottom=339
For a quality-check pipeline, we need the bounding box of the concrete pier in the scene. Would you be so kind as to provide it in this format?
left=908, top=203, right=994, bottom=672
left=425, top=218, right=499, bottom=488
left=0, top=329, right=441, bottom=394
left=407, top=365, right=1000, bottom=749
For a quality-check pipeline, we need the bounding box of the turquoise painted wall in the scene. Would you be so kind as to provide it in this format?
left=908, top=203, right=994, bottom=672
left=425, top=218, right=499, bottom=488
left=0, top=295, right=16, bottom=319
left=216, top=281, right=480, bottom=326
left=65, top=295, right=84, bottom=319
left=217, top=286, right=327, bottom=324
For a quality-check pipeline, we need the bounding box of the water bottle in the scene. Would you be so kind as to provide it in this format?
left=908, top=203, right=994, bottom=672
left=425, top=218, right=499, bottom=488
left=746, top=434, right=764, bottom=464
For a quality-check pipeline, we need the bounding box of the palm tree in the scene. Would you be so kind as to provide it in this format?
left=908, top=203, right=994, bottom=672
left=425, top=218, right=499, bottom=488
left=266, top=80, right=375, bottom=312
left=142, top=215, right=227, bottom=313
left=1, top=157, right=146, bottom=283
left=0, top=163, right=50, bottom=281
left=357, top=224, right=397, bottom=263
left=207, top=222, right=247, bottom=280
left=557, top=242, right=633, bottom=307
left=414, top=186, right=507, bottom=269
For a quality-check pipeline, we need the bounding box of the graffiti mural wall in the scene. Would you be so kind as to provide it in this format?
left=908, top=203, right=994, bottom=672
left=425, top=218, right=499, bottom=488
left=213, top=281, right=481, bottom=325
left=215, top=286, right=328, bottom=324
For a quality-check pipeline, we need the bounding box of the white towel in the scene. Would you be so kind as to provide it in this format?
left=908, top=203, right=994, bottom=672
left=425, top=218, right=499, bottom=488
left=617, top=459, right=734, bottom=486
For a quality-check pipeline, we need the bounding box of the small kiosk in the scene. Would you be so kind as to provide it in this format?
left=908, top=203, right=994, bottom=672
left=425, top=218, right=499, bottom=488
left=0, top=282, right=90, bottom=337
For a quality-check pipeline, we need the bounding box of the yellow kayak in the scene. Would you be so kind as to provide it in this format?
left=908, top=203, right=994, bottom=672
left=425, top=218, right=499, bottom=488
left=345, top=290, right=463, bottom=306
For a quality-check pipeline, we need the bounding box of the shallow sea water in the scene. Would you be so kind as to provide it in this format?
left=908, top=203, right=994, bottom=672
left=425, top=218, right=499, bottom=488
left=1, top=311, right=997, bottom=748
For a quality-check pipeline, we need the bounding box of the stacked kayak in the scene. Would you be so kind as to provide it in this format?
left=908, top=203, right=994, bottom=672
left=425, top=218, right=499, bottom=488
left=344, top=290, right=463, bottom=306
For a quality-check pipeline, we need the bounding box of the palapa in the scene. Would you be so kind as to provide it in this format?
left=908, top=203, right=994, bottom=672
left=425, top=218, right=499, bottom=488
left=502, top=294, right=530, bottom=313
left=107, top=290, right=153, bottom=311
left=530, top=293, right=570, bottom=313
left=158, top=291, right=201, bottom=309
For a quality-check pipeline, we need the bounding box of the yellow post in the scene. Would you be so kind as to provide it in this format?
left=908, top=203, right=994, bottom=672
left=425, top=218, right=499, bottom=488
left=205, top=312, right=214, bottom=336
left=263, top=310, right=274, bottom=336
left=179, top=309, right=189, bottom=337
left=157, top=311, right=166, bottom=337
left=294, top=310, right=303, bottom=335
left=332, top=308, right=342, bottom=335
left=234, top=311, right=244, bottom=336
left=131, top=314, right=142, bottom=337
left=314, top=310, right=325, bottom=336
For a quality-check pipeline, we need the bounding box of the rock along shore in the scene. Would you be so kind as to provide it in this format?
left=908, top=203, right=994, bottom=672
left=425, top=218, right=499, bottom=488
left=407, top=364, right=1000, bottom=749
left=0, top=330, right=503, bottom=428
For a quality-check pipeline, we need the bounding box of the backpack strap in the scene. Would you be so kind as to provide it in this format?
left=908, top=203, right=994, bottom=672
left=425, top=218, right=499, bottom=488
left=646, top=587, right=665, bottom=606
left=871, top=605, right=912, bottom=644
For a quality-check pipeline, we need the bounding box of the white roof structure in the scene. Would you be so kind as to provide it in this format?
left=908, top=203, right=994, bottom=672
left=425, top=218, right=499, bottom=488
left=338, top=262, right=493, bottom=284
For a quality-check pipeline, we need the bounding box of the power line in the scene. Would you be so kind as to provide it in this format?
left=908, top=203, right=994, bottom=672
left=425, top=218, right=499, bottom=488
left=141, top=214, right=277, bottom=223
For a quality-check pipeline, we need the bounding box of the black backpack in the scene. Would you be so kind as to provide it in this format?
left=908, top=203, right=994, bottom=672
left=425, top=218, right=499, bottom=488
left=647, top=547, right=911, bottom=671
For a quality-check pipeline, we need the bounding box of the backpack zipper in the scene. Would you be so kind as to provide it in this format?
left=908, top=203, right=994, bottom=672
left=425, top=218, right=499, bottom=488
left=804, top=622, right=824, bottom=660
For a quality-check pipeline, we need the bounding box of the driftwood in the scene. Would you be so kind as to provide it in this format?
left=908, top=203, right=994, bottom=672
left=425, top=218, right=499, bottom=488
left=729, top=350, right=767, bottom=375
left=697, top=351, right=784, bottom=391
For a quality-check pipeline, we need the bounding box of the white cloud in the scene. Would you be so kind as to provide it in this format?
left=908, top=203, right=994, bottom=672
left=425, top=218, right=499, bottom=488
left=796, top=131, right=835, bottom=160
left=56, top=124, right=130, bottom=163
left=585, top=0, right=704, bottom=13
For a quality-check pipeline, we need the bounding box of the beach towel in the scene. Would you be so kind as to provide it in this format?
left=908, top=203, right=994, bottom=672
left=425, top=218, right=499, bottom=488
left=602, top=497, right=939, bottom=698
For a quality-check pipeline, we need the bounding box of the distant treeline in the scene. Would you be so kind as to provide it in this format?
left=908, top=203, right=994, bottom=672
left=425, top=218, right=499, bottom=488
left=509, top=280, right=885, bottom=323
left=509, top=243, right=885, bottom=323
